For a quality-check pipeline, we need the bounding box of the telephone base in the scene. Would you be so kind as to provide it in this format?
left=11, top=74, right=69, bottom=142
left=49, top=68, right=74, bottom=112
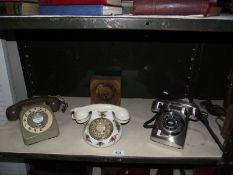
left=22, top=128, right=59, bottom=145
left=21, top=118, right=59, bottom=145
left=149, top=111, right=188, bottom=149
left=150, top=127, right=187, bottom=149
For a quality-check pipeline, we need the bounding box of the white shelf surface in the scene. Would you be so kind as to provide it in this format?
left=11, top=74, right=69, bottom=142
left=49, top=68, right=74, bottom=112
left=0, top=97, right=223, bottom=161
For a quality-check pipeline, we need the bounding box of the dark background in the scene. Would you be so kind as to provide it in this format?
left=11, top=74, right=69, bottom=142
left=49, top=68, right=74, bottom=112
left=15, top=30, right=233, bottom=100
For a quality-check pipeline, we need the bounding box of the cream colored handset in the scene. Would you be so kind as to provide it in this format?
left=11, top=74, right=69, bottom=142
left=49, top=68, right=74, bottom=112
left=71, top=104, right=130, bottom=148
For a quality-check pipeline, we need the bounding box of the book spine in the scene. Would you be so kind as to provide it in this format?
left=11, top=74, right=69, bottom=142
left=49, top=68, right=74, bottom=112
left=133, top=0, right=210, bottom=16
left=19, top=1, right=23, bottom=15
left=0, top=2, right=22, bottom=15
left=39, top=5, right=103, bottom=15
left=41, top=0, right=107, bottom=5
left=0, top=0, right=39, bottom=2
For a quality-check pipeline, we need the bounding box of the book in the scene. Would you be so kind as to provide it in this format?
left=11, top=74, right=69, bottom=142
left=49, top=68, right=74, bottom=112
left=133, top=0, right=214, bottom=16
left=122, top=0, right=133, bottom=14
left=39, top=5, right=122, bottom=16
left=0, top=0, right=39, bottom=2
left=40, top=0, right=121, bottom=6
left=0, top=1, right=39, bottom=15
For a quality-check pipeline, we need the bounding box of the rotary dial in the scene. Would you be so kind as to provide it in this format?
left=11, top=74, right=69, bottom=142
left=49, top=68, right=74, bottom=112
left=22, top=106, right=53, bottom=133
left=89, top=118, right=113, bottom=140
left=159, top=112, right=185, bottom=135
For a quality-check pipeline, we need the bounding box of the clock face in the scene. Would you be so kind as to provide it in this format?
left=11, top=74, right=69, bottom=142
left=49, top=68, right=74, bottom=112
left=89, top=118, right=113, bottom=140
left=95, top=83, right=115, bottom=101
left=21, top=106, right=53, bottom=134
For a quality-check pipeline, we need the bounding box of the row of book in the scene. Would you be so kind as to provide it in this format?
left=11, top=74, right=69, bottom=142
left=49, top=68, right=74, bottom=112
left=0, top=0, right=123, bottom=16
left=0, top=0, right=221, bottom=16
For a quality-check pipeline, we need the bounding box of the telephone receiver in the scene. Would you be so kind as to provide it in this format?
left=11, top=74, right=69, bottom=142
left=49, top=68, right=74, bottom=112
left=71, top=104, right=130, bottom=124
left=71, top=104, right=130, bottom=148
left=5, top=96, right=68, bottom=145
left=6, top=96, right=68, bottom=121
left=151, top=98, right=198, bottom=120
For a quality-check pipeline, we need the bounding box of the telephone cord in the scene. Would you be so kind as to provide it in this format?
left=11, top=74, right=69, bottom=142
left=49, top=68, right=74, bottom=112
left=143, top=113, right=160, bottom=129
left=197, top=111, right=224, bottom=151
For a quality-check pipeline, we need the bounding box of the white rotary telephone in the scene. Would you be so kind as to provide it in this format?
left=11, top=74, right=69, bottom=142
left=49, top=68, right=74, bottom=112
left=71, top=104, right=130, bottom=148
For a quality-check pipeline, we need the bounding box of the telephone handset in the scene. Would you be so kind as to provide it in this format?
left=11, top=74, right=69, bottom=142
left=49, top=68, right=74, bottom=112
left=6, top=96, right=68, bottom=145
left=144, top=98, right=197, bottom=149
left=71, top=104, right=130, bottom=147
left=6, top=96, right=68, bottom=121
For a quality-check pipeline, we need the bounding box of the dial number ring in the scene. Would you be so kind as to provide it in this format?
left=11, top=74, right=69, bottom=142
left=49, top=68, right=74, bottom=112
left=22, top=106, right=53, bottom=133
left=89, top=118, right=113, bottom=140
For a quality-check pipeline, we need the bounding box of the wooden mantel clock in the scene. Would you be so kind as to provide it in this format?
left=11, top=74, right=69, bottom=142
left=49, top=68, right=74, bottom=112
left=90, top=75, right=121, bottom=106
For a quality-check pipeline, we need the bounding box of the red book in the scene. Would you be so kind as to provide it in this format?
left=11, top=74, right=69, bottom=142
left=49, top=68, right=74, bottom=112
left=133, top=0, right=213, bottom=16
left=41, top=0, right=121, bottom=6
